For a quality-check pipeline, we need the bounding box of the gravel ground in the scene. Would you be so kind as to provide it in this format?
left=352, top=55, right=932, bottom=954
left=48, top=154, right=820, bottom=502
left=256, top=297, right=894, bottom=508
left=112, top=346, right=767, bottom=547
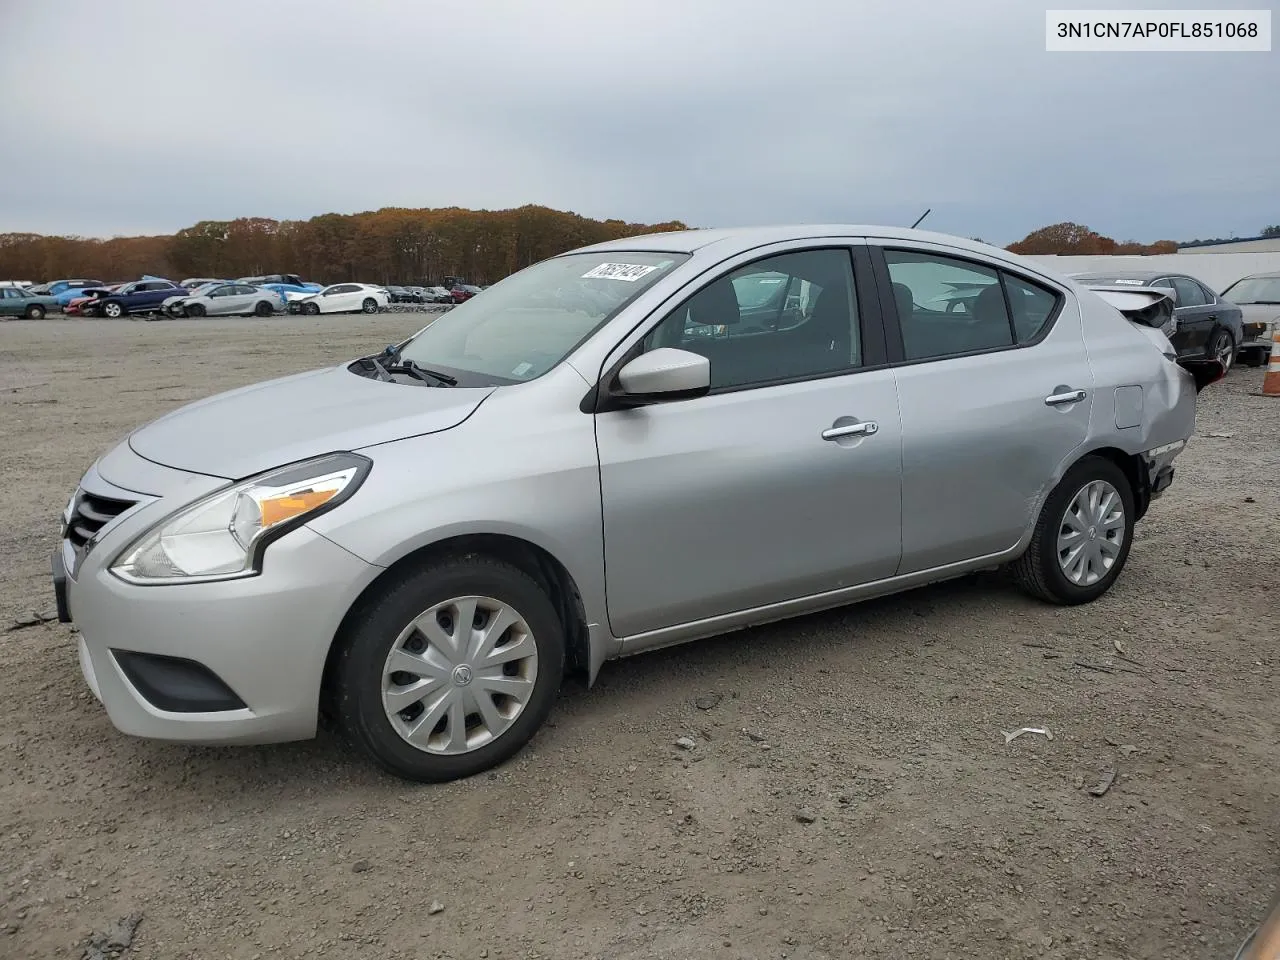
left=2, top=315, right=1278, bottom=960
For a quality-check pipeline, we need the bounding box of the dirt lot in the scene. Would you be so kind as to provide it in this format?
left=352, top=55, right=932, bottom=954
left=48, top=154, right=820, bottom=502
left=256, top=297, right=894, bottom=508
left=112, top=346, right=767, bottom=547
left=2, top=315, right=1277, bottom=960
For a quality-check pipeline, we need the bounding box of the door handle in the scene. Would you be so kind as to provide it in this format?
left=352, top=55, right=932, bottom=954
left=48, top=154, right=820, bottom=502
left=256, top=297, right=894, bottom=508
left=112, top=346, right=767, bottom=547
left=822, top=421, right=878, bottom=441
left=1044, top=389, right=1087, bottom=406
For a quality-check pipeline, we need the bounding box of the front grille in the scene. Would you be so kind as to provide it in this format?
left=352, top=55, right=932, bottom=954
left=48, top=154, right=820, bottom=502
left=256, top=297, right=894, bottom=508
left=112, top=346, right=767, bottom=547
left=65, top=490, right=137, bottom=548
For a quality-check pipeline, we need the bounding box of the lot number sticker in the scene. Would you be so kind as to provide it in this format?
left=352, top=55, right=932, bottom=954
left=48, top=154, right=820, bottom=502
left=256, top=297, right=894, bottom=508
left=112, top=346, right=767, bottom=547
left=582, top=263, right=659, bottom=282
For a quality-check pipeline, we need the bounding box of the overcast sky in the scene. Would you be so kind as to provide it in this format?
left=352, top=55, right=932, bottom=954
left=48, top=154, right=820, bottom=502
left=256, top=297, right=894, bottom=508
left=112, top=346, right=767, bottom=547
left=1, top=0, right=1275, bottom=245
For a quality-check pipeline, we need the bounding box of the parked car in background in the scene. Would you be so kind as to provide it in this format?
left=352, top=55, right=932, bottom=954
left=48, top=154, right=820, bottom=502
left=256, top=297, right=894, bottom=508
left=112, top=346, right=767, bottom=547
left=421, top=285, right=454, bottom=304
left=54, top=225, right=1217, bottom=783
left=1219, top=272, right=1280, bottom=367
left=90, top=278, right=187, bottom=318
left=1068, top=270, right=1245, bottom=372
left=291, top=282, right=389, bottom=315
left=163, top=282, right=285, bottom=318
left=179, top=278, right=226, bottom=289
left=0, top=280, right=34, bottom=289
left=0, top=285, right=60, bottom=318
left=237, top=274, right=324, bottom=299
left=65, top=283, right=126, bottom=317
left=46, top=279, right=106, bottom=306
left=450, top=283, right=483, bottom=303
left=385, top=285, right=418, bottom=304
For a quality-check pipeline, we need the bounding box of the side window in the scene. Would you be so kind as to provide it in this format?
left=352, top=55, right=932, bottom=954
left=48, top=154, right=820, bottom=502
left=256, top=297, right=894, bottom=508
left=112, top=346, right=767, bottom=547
left=885, top=250, right=1013, bottom=360
left=641, top=248, right=861, bottom=390
left=1171, top=277, right=1206, bottom=306
left=235, top=285, right=257, bottom=295
left=1002, top=273, right=1060, bottom=343
left=210, top=285, right=235, bottom=297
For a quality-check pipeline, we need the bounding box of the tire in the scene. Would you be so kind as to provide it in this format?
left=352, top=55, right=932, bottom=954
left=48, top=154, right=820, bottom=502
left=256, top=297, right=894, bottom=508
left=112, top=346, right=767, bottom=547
left=25, top=304, right=46, bottom=319
left=102, top=301, right=125, bottom=319
left=1010, top=455, right=1136, bottom=605
left=1241, top=347, right=1268, bottom=368
left=186, top=302, right=206, bottom=318
left=1210, top=329, right=1234, bottom=374
left=333, top=555, right=565, bottom=783
left=302, top=302, right=320, bottom=316
left=253, top=300, right=273, bottom=317
left=361, top=298, right=378, bottom=314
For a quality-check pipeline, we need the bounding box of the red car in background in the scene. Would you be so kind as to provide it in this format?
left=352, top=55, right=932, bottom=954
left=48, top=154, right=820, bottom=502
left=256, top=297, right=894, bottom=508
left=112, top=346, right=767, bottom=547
left=450, top=283, right=483, bottom=303
left=64, top=283, right=125, bottom=316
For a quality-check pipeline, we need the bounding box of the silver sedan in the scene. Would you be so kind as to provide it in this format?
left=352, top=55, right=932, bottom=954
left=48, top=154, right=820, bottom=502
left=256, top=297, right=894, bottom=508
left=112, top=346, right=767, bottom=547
left=55, top=225, right=1211, bottom=783
left=163, top=282, right=284, bottom=318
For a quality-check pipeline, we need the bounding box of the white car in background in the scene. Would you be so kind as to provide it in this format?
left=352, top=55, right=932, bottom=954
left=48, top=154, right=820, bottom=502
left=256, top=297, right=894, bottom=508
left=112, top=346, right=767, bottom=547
left=292, top=283, right=389, bottom=315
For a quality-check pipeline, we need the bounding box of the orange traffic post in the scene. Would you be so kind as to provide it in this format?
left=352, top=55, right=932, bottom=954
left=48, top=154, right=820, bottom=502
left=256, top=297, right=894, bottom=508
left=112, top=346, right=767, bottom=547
left=1264, top=330, right=1280, bottom=398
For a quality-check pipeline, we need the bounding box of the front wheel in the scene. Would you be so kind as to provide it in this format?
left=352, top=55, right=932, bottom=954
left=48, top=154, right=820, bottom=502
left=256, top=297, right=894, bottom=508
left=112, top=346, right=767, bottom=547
left=102, top=301, right=125, bottom=319
left=333, top=555, right=565, bottom=782
left=302, top=302, right=320, bottom=315
left=25, top=304, right=46, bottom=319
left=1210, top=329, right=1235, bottom=374
left=186, top=302, right=206, bottom=318
left=1010, top=456, right=1135, bottom=605
left=361, top=298, right=378, bottom=314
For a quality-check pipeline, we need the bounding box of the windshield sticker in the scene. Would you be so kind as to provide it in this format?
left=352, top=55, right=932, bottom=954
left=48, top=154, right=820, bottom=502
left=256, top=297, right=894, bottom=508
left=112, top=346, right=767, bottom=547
left=581, top=263, right=659, bottom=282
left=511, top=361, right=534, bottom=377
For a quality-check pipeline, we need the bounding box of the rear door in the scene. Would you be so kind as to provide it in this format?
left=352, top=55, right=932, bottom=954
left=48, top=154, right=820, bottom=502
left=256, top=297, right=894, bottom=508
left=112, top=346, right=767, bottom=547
left=595, top=243, right=903, bottom=638
left=873, top=242, right=1093, bottom=573
left=1157, top=276, right=1214, bottom=356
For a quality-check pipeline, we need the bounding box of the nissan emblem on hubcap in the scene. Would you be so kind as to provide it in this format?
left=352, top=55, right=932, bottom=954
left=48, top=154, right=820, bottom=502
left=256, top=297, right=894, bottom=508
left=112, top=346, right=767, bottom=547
left=452, top=664, right=473, bottom=686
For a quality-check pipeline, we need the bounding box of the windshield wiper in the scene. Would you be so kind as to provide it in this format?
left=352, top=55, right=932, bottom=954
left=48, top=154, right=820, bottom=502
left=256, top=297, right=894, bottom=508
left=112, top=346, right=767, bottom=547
left=370, top=344, right=458, bottom=386
left=385, top=358, right=457, bottom=386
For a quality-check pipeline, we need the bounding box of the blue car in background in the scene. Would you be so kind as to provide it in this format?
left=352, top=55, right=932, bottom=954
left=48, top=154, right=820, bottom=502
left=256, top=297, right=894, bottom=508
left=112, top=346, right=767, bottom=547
left=91, top=277, right=188, bottom=318
left=46, top=279, right=106, bottom=306
left=236, top=273, right=324, bottom=300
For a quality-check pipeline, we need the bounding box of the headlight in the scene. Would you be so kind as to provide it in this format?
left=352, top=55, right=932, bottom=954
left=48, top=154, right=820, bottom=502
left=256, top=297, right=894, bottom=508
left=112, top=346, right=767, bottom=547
left=110, top=452, right=371, bottom=585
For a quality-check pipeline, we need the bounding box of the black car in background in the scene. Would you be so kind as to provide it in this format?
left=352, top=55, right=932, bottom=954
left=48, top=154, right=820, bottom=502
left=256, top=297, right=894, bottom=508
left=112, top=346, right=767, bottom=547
left=1070, top=270, right=1245, bottom=372
left=384, top=285, right=419, bottom=304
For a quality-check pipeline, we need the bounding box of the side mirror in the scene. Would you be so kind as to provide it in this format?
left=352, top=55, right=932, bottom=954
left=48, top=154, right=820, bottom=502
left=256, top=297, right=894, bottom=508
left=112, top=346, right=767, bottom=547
left=614, top=348, right=711, bottom=405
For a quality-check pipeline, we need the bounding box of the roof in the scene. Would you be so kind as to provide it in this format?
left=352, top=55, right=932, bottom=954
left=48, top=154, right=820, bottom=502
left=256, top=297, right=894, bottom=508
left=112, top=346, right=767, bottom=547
left=1178, top=234, right=1278, bottom=249
left=568, top=224, right=1011, bottom=259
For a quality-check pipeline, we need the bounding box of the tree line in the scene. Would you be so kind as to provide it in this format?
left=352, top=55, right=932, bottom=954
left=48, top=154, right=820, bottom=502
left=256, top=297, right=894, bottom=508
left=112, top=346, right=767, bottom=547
left=4, top=211, right=1273, bottom=284
left=0, top=205, right=688, bottom=285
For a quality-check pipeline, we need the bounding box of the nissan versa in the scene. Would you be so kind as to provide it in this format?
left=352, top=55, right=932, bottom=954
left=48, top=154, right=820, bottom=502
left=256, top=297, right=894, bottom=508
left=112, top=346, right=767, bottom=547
left=53, top=226, right=1214, bottom=783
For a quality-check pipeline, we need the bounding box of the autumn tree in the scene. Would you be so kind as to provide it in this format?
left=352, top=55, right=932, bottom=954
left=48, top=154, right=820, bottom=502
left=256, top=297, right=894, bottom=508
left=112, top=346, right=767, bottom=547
left=1008, top=223, right=1178, bottom=256
left=0, top=204, right=688, bottom=285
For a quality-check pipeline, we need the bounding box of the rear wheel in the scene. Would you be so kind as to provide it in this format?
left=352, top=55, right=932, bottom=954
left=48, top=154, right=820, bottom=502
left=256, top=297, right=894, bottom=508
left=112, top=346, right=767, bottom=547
left=24, top=304, right=46, bottom=319
left=1241, top=346, right=1268, bottom=368
left=302, top=301, right=320, bottom=315
left=254, top=300, right=273, bottom=317
left=333, top=555, right=565, bottom=782
left=1210, top=329, right=1235, bottom=373
left=1010, top=456, right=1135, bottom=605
left=361, top=298, right=378, bottom=314
left=186, top=302, right=206, bottom=318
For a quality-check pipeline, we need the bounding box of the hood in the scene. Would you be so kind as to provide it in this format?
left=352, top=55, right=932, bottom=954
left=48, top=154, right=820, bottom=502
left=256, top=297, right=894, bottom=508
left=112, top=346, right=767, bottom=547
left=127, top=364, right=494, bottom=478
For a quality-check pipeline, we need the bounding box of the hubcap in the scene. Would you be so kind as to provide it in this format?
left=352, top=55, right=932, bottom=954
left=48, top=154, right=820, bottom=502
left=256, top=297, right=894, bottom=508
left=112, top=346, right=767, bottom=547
left=1215, top=335, right=1233, bottom=370
left=380, top=595, right=538, bottom=755
left=1056, top=479, right=1125, bottom=586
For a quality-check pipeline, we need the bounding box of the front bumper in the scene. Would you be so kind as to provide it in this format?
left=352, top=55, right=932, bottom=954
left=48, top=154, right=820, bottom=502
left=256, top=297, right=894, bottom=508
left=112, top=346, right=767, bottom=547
left=55, top=452, right=383, bottom=746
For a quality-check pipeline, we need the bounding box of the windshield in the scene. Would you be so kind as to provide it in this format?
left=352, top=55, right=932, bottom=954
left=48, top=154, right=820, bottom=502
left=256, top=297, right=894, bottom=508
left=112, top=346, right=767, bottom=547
left=397, top=251, right=688, bottom=385
left=1222, top=277, right=1280, bottom=303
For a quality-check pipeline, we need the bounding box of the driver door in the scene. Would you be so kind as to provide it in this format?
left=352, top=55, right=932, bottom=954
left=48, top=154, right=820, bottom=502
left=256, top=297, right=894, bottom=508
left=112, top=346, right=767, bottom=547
left=595, top=244, right=903, bottom=640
